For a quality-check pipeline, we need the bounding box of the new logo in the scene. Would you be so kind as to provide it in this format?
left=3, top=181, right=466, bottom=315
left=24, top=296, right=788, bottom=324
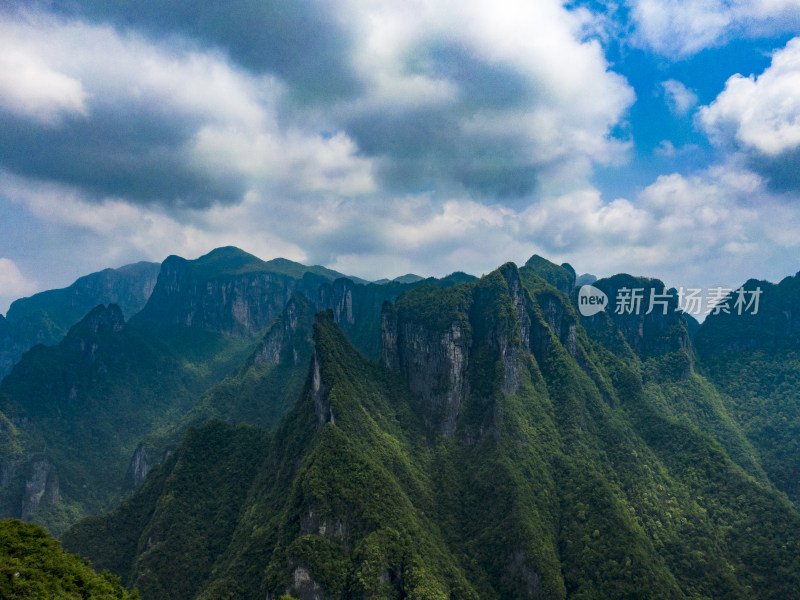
left=578, top=285, right=608, bottom=317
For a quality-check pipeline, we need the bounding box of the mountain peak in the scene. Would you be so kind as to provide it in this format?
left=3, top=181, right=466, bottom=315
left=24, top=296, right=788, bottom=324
left=523, top=254, right=576, bottom=294
left=67, top=303, right=125, bottom=337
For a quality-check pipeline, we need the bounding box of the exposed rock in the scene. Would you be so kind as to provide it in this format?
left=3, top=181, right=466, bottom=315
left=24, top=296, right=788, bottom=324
left=380, top=301, right=399, bottom=371
left=21, top=457, right=58, bottom=520
left=136, top=253, right=304, bottom=337
left=288, top=566, right=328, bottom=600
left=254, top=295, right=313, bottom=367
left=125, top=443, right=150, bottom=490
left=503, top=549, right=544, bottom=599
left=310, top=350, right=330, bottom=426
left=399, top=319, right=470, bottom=436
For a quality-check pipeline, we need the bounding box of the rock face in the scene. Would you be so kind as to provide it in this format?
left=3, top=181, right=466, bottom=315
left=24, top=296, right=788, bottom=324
left=136, top=253, right=309, bottom=337
left=317, top=279, right=356, bottom=330
left=124, top=443, right=150, bottom=491
left=254, top=295, right=314, bottom=367
left=382, top=263, right=565, bottom=437
left=584, top=274, right=691, bottom=362
left=20, top=457, right=59, bottom=520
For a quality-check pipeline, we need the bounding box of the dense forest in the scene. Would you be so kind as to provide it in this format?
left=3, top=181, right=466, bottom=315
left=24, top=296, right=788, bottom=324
left=1, top=247, right=799, bottom=599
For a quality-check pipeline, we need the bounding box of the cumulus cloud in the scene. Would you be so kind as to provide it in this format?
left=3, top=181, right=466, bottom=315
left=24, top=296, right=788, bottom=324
left=0, top=258, right=36, bottom=297
left=699, top=37, right=800, bottom=190
left=0, top=258, right=37, bottom=315
left=699, top=37, right=800, bottom=155
left=628, top=0, right=800, bottom=57
left=0, top=47, right=87, bottom=126
left=337, top=0, right=634, bottom=197
left=661, top=79, right=698, bottom=115
left=0, top=1, right=633, bottom=211
left=0, top=9, right=374, bottom=208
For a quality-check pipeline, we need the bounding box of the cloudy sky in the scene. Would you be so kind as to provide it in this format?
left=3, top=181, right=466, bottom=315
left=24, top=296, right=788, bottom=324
left=1, top=0, right=800, bottom=314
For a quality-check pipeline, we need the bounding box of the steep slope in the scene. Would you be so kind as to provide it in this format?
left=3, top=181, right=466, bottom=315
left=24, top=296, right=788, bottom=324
left=0, top=303, right=255, bottom=534
left=0, top=246, right=477, bottom=535
left=0, top=518, right=137, bottom=599
left=695, top=273, right=800, bottom=503
left=569, top=272, right=763, bottom=482
left=184, top=293, right=317, bottom=430
left=64, top=264, right=800, bottom=600
left=0, top=261, right=160, bottom=378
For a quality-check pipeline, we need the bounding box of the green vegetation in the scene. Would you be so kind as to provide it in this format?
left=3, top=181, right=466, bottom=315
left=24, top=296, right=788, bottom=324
left=0, top=519, right=137, bottom=599
left=0, top=305, right=257, bottom=534
left=61, top=261, right=800, bottom=599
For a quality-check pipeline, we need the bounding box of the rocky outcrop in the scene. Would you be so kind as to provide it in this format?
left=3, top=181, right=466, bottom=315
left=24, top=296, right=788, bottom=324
left=20, top=457, right=59, bottom=520
left=382, top=264, right=551, bottom=436
left=317, top=279, right=356, bottom=330
left=583, top=274, right=691, bottom=362
left=397, top=317, right=470, bottom=436
left=124, top=443, right=150, bottom=490
left=254, top=295, right=314, bottom=367
left=136, top=253, right=302, bottom=336
left=286, top=566, right=329, bottom=600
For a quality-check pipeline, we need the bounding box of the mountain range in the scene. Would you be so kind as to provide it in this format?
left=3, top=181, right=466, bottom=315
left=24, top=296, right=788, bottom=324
left=1, top=246, right=799, bottom=599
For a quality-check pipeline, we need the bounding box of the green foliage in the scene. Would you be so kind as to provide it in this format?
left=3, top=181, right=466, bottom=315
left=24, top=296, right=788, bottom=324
left=524, top=254, right=575, bottom=293
left=51, top=262, right=800, bottom=600
left=0, top=306, right=256, bottom=534
left=0, top=518, right=137, bottom=599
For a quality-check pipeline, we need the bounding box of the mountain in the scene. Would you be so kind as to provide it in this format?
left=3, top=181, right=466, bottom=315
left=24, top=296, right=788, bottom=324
left=0, top=261, right=160, bottom=378
left=694, top=272, right=800, bottom=504
left=0, top=302, right=255, bottom=533
left=0, top=247, right=472, bottom=534
left=0, top=518, right=137, bottom=599
left=524, top=254, right=576, bottom=295
left=62, top=262, right=800, bottom=600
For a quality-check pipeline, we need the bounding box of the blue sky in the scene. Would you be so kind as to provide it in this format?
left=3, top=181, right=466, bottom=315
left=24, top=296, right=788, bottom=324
left=1, top=0, right=800, bottom=314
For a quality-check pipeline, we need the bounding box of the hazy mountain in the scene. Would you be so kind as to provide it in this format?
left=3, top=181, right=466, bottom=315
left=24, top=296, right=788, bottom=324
left=0, top=261, right=160, bottom=378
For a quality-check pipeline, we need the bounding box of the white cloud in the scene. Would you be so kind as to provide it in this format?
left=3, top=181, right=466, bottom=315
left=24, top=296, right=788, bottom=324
left=629, top=0, right=800, bottom=56
left=0, top=257, right=37, bottom=299
left=0, top=9, right=376, bottom=205
left=661, top=79, right=698, bottom=115
left=342, top=0, right=635, bottom=191
left=0, top=43, right=87, bottom=125
left=699, top=37, right=800, bottom=155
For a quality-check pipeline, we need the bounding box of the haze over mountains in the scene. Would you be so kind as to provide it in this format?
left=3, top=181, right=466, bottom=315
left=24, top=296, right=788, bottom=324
left=1, top=246, right=799, bottom=599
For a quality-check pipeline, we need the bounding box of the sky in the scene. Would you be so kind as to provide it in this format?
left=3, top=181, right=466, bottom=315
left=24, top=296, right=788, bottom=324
left=1, top=0, right=800, bottom=315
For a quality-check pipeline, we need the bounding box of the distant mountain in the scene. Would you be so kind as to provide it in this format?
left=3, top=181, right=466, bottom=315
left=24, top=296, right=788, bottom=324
left=63, top=262, right=800, bottom=600
left=374, top=273, right=426, bottom=285
left=0, top=261, right=160, bottom=378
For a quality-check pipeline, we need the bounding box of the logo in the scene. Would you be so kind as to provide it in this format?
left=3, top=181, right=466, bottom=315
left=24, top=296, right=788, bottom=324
left=578, top=285, right=608, bottom=317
